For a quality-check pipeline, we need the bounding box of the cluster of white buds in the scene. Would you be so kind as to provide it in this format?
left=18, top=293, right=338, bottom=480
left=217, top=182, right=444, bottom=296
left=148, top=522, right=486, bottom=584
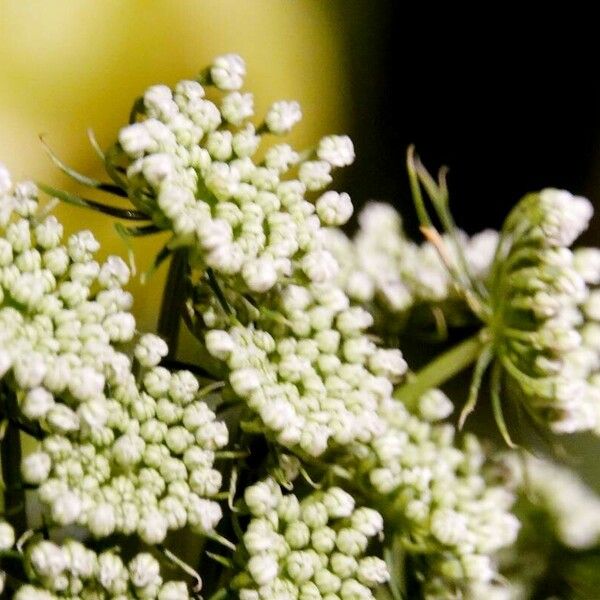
left=202, top=258, right=517, bottom=592
left=205, top=280, right=408, bottom=457
left=21, top=356, right=227, bottom=543
left=113, top=54, right=355, bottom=294
left=488, top=188, right=599, bottom=433
left=0, top=165, right=135, bottom=434
left=16, top=538, right=190, bottom=598
left=321, top=202, right=499, bottom=320
left=232, top=478, right=389, bottom=599
left=0, top=166, right=227, bottom=544
left=0, top=54, right=537, bottom=598
left=356, top=398, right=520, bottom=593
left=500, top=452, right=600, bottom=551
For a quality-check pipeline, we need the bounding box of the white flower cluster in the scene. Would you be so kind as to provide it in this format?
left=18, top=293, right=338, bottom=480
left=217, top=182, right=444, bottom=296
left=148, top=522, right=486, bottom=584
left=115, top=54, right=355, bottom=294
left=502, top=453, right=600, bottom=551
left=16, top=538, right=190, bottom=599
left=232, top=478, right=389, bottom=599
left=205, top=281, right=407, bottom=457
left=186, top=149, right=519, bottom=590
left=0, top=166, right=135, bottom=427
left=358, top=400, right=520, bottom=590
left=203, top=258, right=517, bottom=592
left=490, top=188, right=600, bottom=433
left=321, top=201, right=498, bottom=316
left=0, top=166, right=226, bottom=543
left=22, top=359, right=226, bottom=543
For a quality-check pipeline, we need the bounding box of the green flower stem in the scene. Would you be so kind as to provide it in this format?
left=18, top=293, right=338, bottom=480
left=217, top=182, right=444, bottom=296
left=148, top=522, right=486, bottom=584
left=1, top=396, right=27, bottom=533
left=0, top=384, right=27, bottom=533
left=157, top=249, right=187, bottom=359
left=394, top=332, right=487, bottom=406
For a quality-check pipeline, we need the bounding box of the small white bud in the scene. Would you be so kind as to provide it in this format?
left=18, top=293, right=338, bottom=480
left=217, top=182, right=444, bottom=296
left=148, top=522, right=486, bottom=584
left=287, top=551, right=316, bottom=583
left=230, top=368, right=262, bottom=397
left=205, top=330, right=235, bottom=360
left=299, top=160, right=332, bottom=191
left=88, top=503, right=117, bottom=538
left=138, top=509, right=168, bottom=544
left=98, top=255, right=130, bottom=289
left=45, top=404, right=80, bottom=434
left=187, top=497, right=223, bottom=533
left=28, top=541, right=67, bottom=578
left=12, top=353, right=47, bottom=389
left=245, top=480, right=280, bottom=517
left=22, top=451, right=52, bottom=485
left=21, top=387, right=55, bottom=420
left=206, top=130, right=234, bottom=161
left=418, top=388, right=454, bottom=421
left=431, top=508, right=469, bottom=546
left=368, top=349, right=407, bottom=382
left=265, top=100, right=302, bottom=135
left=113, top=433, right=145, bottom=467
left=242, top=257, right=278, bottom=292
left=159, top=581, right=192, bottom=599
left=340, top=579, right=373, bottom=599
left=317, top=135, right=355, bottom=168
left=119, top=123, right=155, bottom=158
left=247, top=553, right=279, bottom=586
left=316, top=191, right=354, bottom=226
left=129, top=552, right=161, bottom=588
left=51, top=491, right=82, bottom=526
left=350, top=507, right=384, bottom=537
left=0, top=521, right=15, bottom=551
left=211, top=54, right=246, bottom=91
left=335, top=528, right=368, bottom=556
left=135, top=334, right=169, bottom=367
left=301, top=250, right=339, bottom=283
left=356, top=556, right=390, bottom=586
left=323, top=487, right=355, bottom=518
left=221, top=91, right=254, bottom=125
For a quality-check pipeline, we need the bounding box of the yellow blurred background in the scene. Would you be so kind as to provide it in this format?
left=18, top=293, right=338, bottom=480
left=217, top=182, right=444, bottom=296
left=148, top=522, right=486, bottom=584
left=0, top=0, right=350, bottom=332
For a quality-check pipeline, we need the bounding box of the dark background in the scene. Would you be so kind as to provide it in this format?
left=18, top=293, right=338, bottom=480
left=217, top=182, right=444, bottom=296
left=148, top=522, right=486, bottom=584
left=333, top=5, right=600, bottom=242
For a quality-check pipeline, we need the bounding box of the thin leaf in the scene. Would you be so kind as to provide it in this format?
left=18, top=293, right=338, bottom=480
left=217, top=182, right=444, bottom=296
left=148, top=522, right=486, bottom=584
left=406, top=145, right=432, bottom=228
left=215, top=450, right=249, bottom=460
left=38, top=183, right=149, bottom=220
left=159, top=546, right=203, bottom=592
left=206, top=268, right=233, bottom=315
left=385, top=534, right=407, bottom=600
left=114, top=223, right=137, bottom=276
left=129, top=96, right=145, bottom=124
left=87, top=128, right=105, bottom=161
left=40, top=135, right=127, bottom=196
left=115, top=223, right=161, bottom=237
left=161, top=359, right=221, bottom=381
left=140, top=243, right=172, bottom=285
left=103, top=144, right=128, bottom=188
left=205, top=531, right=236, bottom=552
left=299, top=465, right=322, bottom=490
left=491, top=359, right=518, bottom=449
left=458, top=342, right=493, bottom=429
left=206, top=551, right=235, bottom=569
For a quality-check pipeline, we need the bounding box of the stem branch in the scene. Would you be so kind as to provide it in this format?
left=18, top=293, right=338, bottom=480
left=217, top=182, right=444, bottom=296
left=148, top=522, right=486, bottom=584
left=1, top=388, right=27, bottom=533
left=394, top=332, right=486, bottom=405
left=157, top=249, right=187, bottom=358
